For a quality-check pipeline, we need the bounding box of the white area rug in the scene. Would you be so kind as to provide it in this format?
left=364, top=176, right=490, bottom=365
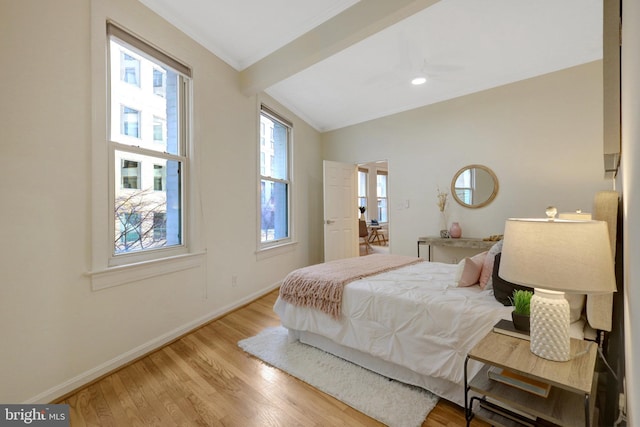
left=238, top=326, right=439, bottom=427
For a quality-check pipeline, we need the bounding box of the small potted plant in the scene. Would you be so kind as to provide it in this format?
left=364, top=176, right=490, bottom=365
left=510, top=289, right=533, bottom=332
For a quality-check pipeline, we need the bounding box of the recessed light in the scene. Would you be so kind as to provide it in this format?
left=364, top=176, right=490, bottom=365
left=411, top=77, right=427, bottom=85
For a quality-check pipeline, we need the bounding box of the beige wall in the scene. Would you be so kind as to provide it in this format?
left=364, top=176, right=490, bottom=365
left=0, top=0, right=322, bottom=402
left=322, top=61, right=612, bottom=257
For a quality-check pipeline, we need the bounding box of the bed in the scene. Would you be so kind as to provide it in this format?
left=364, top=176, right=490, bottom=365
left=273, top=191, right=618, bottom=407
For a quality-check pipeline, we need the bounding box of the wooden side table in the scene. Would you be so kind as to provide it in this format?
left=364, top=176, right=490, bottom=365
left=464, top=331, right=598, bottom=427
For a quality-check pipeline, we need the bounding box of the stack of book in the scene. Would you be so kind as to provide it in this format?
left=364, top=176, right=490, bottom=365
left=493, top=318, right=530, bottom=340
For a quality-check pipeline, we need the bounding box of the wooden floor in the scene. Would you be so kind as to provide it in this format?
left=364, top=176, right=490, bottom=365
left=60, top=290, right=489, bottom=426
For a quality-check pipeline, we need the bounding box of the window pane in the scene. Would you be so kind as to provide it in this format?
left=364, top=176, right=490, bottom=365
left=260, top=114, right=288, bottom=180
left=110, top=39, right=180, bottom=155
left=115, top=151, right=181, bottom=254
left=377, top=198, right=388, bottom=223
left=377, top=174, right=387, bottom=197
left=358, top=170, right=367, bottom=197
left=454, top=169, right=473, bottom=204
left=377, top=173, right=388, bottom=223
left=261, top=180, right=288, bottom=243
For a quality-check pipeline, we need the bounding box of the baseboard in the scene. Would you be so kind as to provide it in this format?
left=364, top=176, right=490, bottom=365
left=27, top=283, right=281, bottom=404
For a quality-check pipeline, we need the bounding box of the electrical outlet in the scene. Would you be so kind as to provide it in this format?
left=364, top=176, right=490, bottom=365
left=231, top=275, right=238, bottom=287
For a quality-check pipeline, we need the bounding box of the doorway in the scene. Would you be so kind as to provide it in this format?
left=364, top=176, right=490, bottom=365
left=357, top=160, right=389, bottom=255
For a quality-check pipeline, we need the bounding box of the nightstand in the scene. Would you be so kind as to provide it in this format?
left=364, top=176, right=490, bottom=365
left=464, top=331, right=598, bottom=427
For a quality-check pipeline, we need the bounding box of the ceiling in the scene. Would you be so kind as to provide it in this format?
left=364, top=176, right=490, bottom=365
left=138, top=0, right=603, bottom=132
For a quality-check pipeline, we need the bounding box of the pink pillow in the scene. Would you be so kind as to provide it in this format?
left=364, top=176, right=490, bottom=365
left=456, top=253, right=485, bottom=287
left=480, top=240, right=503, bottom=289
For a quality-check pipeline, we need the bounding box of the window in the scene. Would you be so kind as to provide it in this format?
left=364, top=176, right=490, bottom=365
left=153, top=212, right=167, bottom=240
left=153, top=116, right=165, bottom=142
left=121, top=106, right=140, bottom=138
left=153, top=164, right=165, bottom=191
left=259, top=105, right=291, bottom=247
left=377, top=171, right=388, bottom=223
left=108, top=24, right=191, bottom=262
left=358, top=168, right=368, bottom=216
left=118, top=212, right=141, bottom=246
left=121, top=52, right=140, bottom=86
left=454, top=168, right=473, bottom=205
left=153, top=68, right=166, bottom=97
left=121, top=159, right=140, bottom=189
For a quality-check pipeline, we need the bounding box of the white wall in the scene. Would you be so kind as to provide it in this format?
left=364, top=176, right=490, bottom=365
left=0, top=0, right=323, bottom=403
left=622, top=0, right=639, bottom=424
left=322, top=61, right=612, bottom=257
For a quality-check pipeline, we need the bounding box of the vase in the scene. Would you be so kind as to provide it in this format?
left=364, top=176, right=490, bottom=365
left=439, top=212, right=449, bottom=238
left=449, top=222, right=462, bottom=238
left=511, top=311, right=530, bottom=332
left=530, top=289, right=570, bottom=361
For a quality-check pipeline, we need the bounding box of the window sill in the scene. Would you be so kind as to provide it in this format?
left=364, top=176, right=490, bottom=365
left=88, top=251, right=206, bottom=291
left=256, top=241, right=298, bottom=260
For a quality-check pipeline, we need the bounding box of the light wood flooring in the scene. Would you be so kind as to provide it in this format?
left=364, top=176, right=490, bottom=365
left=60, top=290, right=489, bottom=426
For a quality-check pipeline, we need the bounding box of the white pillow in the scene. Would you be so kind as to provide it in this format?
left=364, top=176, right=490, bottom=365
left=479, top=240, right=503, bottom=290
left=565, top=293, right=586, bottom=323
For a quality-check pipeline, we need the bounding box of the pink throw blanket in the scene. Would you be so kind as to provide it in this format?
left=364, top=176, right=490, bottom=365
left=279, top=254, right=424, bottom=319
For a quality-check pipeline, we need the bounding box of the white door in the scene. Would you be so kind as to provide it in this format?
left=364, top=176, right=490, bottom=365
left=323, top=160, right=358, bottom=261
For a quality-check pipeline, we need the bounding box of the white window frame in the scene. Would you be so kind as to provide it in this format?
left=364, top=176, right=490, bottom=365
left=89, top=18, right=204, bottom=290
left=258, top=104, right=293, bottom=251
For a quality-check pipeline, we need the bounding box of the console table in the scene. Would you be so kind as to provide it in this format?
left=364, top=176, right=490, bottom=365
left=417, top=236, right=496, bottom=261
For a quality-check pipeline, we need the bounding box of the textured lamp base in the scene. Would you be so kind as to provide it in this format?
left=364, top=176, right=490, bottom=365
left=530, top=289, right=570, bottom=361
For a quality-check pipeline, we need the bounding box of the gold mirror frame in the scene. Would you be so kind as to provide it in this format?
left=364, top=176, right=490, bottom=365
left=451, top=164, right=499, bottom=209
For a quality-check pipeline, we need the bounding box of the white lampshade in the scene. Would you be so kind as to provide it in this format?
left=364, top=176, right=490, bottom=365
left=498, top=218, right=616, bottom=361
left=498, top=219, right=616, bottom=294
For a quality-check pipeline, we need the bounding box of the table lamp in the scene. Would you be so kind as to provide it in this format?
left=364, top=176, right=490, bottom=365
left=498, top=213, right=616, bottom=361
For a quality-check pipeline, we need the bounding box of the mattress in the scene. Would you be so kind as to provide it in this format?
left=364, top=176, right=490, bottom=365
left=274, top=261, right=515, bottom=391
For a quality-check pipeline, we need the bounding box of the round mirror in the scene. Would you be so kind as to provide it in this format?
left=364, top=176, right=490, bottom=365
left=451, top=164, right=499, bottom=209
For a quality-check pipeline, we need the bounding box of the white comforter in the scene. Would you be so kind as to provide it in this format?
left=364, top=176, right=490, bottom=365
left=274, top=260, right=513, bottom=385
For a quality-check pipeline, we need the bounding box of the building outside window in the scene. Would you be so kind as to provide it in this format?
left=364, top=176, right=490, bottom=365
left=259, top=105, right=291, bottom=246
left=377, top=171, right=388, bottom=223
left=108, top=24, right=190, bottom=260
